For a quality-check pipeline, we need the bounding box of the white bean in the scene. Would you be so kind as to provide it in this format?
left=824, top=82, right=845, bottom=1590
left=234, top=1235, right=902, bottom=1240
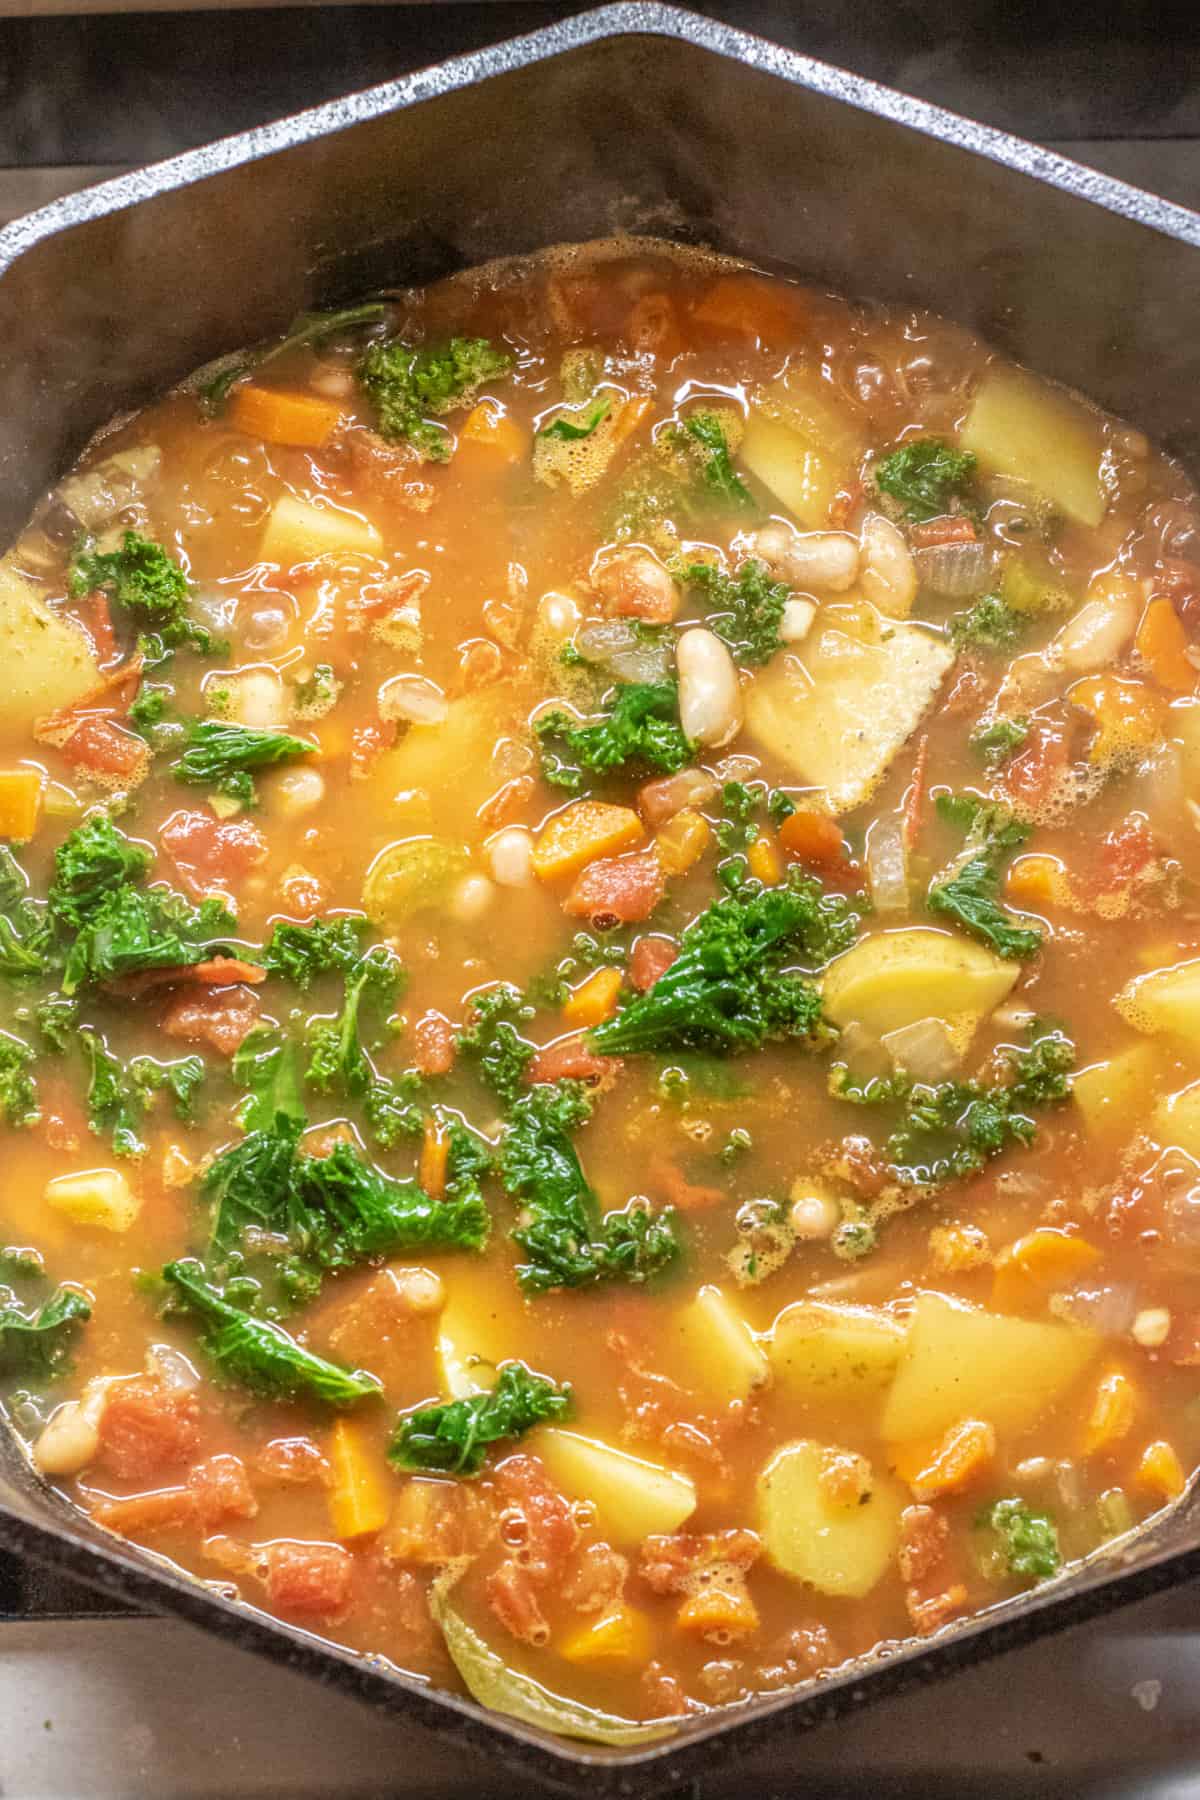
left=779, top=597, right=817, bottom=643
left=536, top=590, right=581, bottom=639
left=675, top=627, right=743, bottom=748
left=221, top=668, right=288, bottom=730
left=309, top=366, right=355, bottom=400
left=1056, top=586, right=1139, bottom=673
left=486, top=826, right=534, bottom=887
left=859, top=513, right=917, bottom=617
left=378, top=673, right=448, bottom=726
left=388, top=1266, right=446, bottom=1316
left=451, top=873, right=495, bottom=921
left=593, top=548, right=679, bottom=620
left=1132, top=1306, right=1171, bottom=1348
left=788, top=1184, right=841, bottom=1240
left=751, top=523, right=859, bottom=592
left=33, top=1380, right=110, bottom=1478
left=267, top=766, right=325, bottom=818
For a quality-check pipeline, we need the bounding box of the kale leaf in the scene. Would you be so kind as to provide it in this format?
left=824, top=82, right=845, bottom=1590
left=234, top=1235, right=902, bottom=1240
left=927, top=793, right=1043, bottom=960
left=971, top=716, right=1030, bottom=764
left=358, top=336, right=513, bottom=461
left=389, top=1362, right=572, bottom=1476
left=69, top=531, right=220, bottom=659
left=232, top=1025, right=306, bottom=1131
left=501, top=1081, right=680, bottom=1293
left=875, top=438, right=977, bottom=522
left=534, top=682, right=693, bottom=792
left=62, top=886, right=240, bottom=995
left=0, top=1286, right=90, bottom=1381
left=49, top=816, right=151, bottom=929
left=681, top=559, right=792, bottom=667
left=173, top=719, right=314, bottom=808
left=263, top=917, right=368, bottom=990
left=949, top=592, right=1027, bottom=654
left=305, top=945, right=403, bottom=1102
left=0, top=1031, right=38, bottom=1129
left=0, top=847, right=54, bottom=979
left=979, top=1497, right=1062, bottom=1581
left=79, top=1027, right=203, bottom=1157
left=198, top=301, right=387, bottom=413
left=537, top=396, right=611, bottom=441
left=457, top=984, right=535, bottom=1106
left=677, top=412, right=752, bottom=509
left=163, top=1258, right=381, bottom=1408
left=591, top=874, right=855, bottom=1056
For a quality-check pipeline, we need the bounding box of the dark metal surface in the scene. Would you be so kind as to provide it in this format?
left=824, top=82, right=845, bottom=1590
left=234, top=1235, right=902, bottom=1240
left=1, top=6, right=1200, bottom=1790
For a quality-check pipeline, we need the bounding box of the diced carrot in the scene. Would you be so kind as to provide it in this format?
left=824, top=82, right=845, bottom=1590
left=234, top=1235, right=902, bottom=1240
left=1068, top=673, right=1161, bottom=766
left=903, top=735, right=930, bottom=853
left=419, top=1117, right=450, bottom=1200
left=457, top=399, right=526, bottom=464
left=327, top=1419, right=391, bottom=1541
left=654, top=807, right=710, bottom=876
left=746, top=829, right=783, bottom=886
left=1136, top=1439, right=1186, bottom=1501
left=674, top=1581, right=760, bottom=1641
left=1082, top=1368, right=1138, bottom=1456
left=0, top=769, right=43, bottom=841
left=562, top=966, right=623, bottom=1029
left=904, top=1419, right=996, bottom=1502
left=610, top=394, right=655, bottom=449
left=991, top=1227, right=1101, bottom=1312
left=532, top=801, right=644, bottom=882
left=229, top=383, right=345, bottom=449
left=1005, top=852, right=1067, bottom=909
left=1136, top=596, right=1196, bottom=695
left=778, top=808, right=847, bottom=870
left=559, top=1604, right=653, bottom=1667
left=691, top=273, right=806, bottom=347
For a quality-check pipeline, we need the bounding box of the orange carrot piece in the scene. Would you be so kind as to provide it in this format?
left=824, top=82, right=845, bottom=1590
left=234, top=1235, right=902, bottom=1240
left=419, top=1118, right=450, bottom=1200
left=991, top=1227, right=1101, bottom=1312
left=746, top=829, right=783, bottom=886
left=532, top=801, right=644, bottom=882
left=691, top=273, right=806, bottom=347
left=1136, top=596, right=1196, bottom=694
left=778, top=807, right=847, bottom=869
left=562, top=966, right=623, bottom=1029
left=0, top=769, right=43, bottom=842
left=327, top=1419, right=390, bottom=1540
left=905, top=1419, right=996, bottom=1502
left=1004, top=853, right=1067, bottom=909
left=229, top=384, right=345, bottom=449
left=674, top=1582, right=760, bottom=1641
left=1136, top=1439, right=1186, bottom=1501
left=653, top=808, right=710, bottom=876
left=1082, top=1369, right=1137, bottom=1457
left=1068, top=673, right=1161, bottom=766
left=457, top=400, right=526, bottom=463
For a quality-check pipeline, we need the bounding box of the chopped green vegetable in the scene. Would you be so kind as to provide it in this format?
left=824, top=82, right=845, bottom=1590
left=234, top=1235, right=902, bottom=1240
left=677, top=412, right=752, bottom=509
left=291, top=662, right=342, bottom=720
left=358, top=335, right=513, bottom=461
left=949, top=592, right=1027, bottom=654
left=0, top=1031, right=38, bottom=1128
left=79, top=1028, right=204, bottom=1157
left=875, top=438, right=977, bottom=523
left=457, top=984, right=535, bottom=1106
left=62, top=886, right=240, bottom=996
left=970, top=716, right=1030, bottom=764
left=501, top=1081, right=681, bottom=1293
left=591, top=874, right=855, bottom=1057
left=173, top=719, right=314, bottom=808
left=389, top=1362, right=572, bottom=1476
left=537, top=396, right=611, bottom=441
left=231, top=1025, right=306, bottom=1132
left=0, top=847, right=53, bottom=980
left=681, top=559, right=791, bottom=667
left=0, top=1286, right=90, bottom=1381
left=527, top=931, right=629, bottom=1009
left=979, top=1497, right=1062, bottom=1581
left=927, top=793, right=1042, bottom=961
left=69, top=531, right=220, bottom=659
left=197, top=301, right=387, bottom=414
left=534, top=682, right=693, bottom=793
left=262, top=917, right=367, bottom=990
left=35, top=993, right=78, bottom=1053
left=305, top=945, right=403, bottom=1101
left=49, top=817, right=150, bottom=930
left=162, top=1258, right=381, bottom=1407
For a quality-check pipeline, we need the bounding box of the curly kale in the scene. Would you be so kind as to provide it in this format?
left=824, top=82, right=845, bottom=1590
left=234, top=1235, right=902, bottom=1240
left=358, top=335, right=513, bottom=461
left=262, top=917, right=367, bottom=989
left=681, top=559, right=792, bottom=667
left=0, top=1031, right=39, bottom=1128
left=971, top=715, right=1030, bottom=764
left=927, top=793, right=1042, bottom=961
left=875, top=438, right=977, bottom=522
left=457, top=984, right=535, bottom=1106
left=0, top=846, right=54, bottom=980
left=676, top=412, right=752, bottom=509
left=79, top=1027, right=203, bottom=1157
left=173, top=719, right=314, bottom=808
left=714, top=779, right=796, bottom=891
left=163, top=1259, right=381, bottom=1408
left=501, top=1081, right=680, bottom=1293
left=949, top=592, right=1027, bottom=654
left=591, top=874, right=855, bottom=1057
left=979, top=1497, right=1062, bottom=1582
left=198, top=301, right=387, bottom=413
left=49, top=817, right=151, bottom=929
left=537, top=395, right=611, bottom=441
left=68, top=531, right=221, bottom=660
left=62, top=886, right=240, bottom=995
left=0, top=1286, right=90, bottom=1382
left=389, top=1362, right=572, bottom=1476
left=534, top=681, right=693, bottom=793
left=305, top=944, right=403, bottom=1102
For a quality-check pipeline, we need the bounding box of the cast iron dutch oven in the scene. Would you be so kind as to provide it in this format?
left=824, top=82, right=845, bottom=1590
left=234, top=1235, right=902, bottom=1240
left=2, top=7, right=1200, bottom=1791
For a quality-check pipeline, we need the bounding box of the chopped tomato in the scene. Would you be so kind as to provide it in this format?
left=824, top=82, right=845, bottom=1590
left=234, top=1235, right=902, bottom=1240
left=83, top=593, right=119, bottom=667
left=1093, top=815, right=1157, bottom=895
left=413, top=1010, right=456, bottom=1076
left=562, top=1540, right=628, bottom=1615
left=187, top=1453, right=258, bottom=1527
left=526, top=1033, right=622, bottom=1087
left=114, top=957, right=266, bottom=998
left=478, top=775, right=535, bottom=831
left=486, top=1559, right=549, bottom=1645
left=160, top=982, right=262, bottom=1056
left=897, top=1503, right=951, bottom=1585
left=909, top=515, right=977, bottom=548
left=62, top=717, right=147, bottom=779
left=264, top=1539, right=353, bottom=1618
left=639, top=1528, right=760, bottom=1594
left=255, top=1437, right=330, bottom=1488
left=649, top=1157, right=725, bottom=1212
left=91, top=1487, right=196, bottom=1536
left=629, top=935, right=677, bottom=991
left=1002, top=720, right=1071, bottom=813
left=159, top=808, right=268, bottom=896
left=564, top=850, right=664, bottom=925
left=493, top=1454, right=579, bottom=1582
left=622, top=292, right=684, bottom=362
left=98, top=1378, right=201, bottom=1482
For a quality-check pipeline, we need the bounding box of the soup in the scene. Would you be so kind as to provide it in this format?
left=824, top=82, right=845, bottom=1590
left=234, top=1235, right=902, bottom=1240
left=2, top=240, right=1199, bottom=1737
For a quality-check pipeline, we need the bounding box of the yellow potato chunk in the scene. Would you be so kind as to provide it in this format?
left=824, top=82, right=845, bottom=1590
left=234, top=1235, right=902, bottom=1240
left=758, top=1439, right=904, bottom=1597
left=535, top=1429, right=696, bottom=1545
left=668, top=1285, right=769, bottom=1406
left=259, top=493, right=382, bottom=563
left=882, top=1292, right=1099, bottom=1444
left=0, top=560, right=99, bottom=728
left=1115, top=958, right=1200, bottom=1049
left=962, top=365, right=1106, bottom=528
left=770, top=1301, right=906, bottom=1406
left=746, top=618, right=954, bottom=815
left=741, top=370, right=868, bottom=529
left=45, top=1168, right=139, bottom=1233
left=821, top=927, right=1019, bottom=1047
left=1073, top=1042, right=1165, bottom=1145
left=1152, top=1080, right=1200, bottom=1161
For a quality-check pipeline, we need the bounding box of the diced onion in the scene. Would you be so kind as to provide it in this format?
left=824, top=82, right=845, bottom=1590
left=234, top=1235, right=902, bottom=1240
left=881, top=1016, right=961, bottom=1082
left=866, top=817, right=908, bottom=914
left=378, top=674, right=448, bottom=726
left=1055, top=1283, right=1137, bottom=1337
left=575, top=618, right=673, bottom=684
left=912, top=541, right=990, bottom=598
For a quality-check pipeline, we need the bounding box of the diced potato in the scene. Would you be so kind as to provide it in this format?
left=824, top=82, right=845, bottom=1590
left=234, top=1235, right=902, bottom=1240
left=558, top=1605, right=653, bottom=1667
left=741, top=370, right=868, bottom=529
left=1115, top=957, right=1200, bottom=1049
left=770, top=1301, right=906, bottom=1406
left=746, top=616, right=954, bottom=815
left=0, top=559, right=99, bottom=728
left=259, top=493, right=382, bottom=563
left=962, top=365, right=1106, bottom=528
left=821, top=927, right=1018, bottom=1048
left=1073, top=1042, right=1165, bottom=1145
left=882, top=1292, right=1099, bottom=1444
left=1152, top=1079, right=1200, bottom=1161
left=757, top=1439, right=904, bottom=1598
left=364, top=689, right=514, bottom=838
left=45, top=1168, right=140, bottom=1233
left=535, top=1429, right=696, bottom=1544
left=362, top=836, right=469, bottom=927
left=668, top=1285, right=769, bottom=1406
left=436, top=1287, right=519, bottom=1399
left=55, top=446, right=161, bottom=531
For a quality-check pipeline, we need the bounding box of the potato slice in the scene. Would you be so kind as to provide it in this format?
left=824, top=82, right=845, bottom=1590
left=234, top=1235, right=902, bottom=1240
left=535, top=1429, right=696, bottom=1544
left=741, top=370, right=868, bottom=531
left=882, top=1291, right=1099, bottom=1444
left=1152, top=1080, right=1200, bottom=1161
left=746, top=616, right=953, bottom=815
left=770, top=1301, right=906, bottom=1406
left=1115, top=957, right=1200, bottom=1050
left=821, top=927, right=1018, bottom=1048
left=364, top=689, right=515, bottom=838
left=1073, top=1042, right=1166, bottom=1145
left=0, top=560, right=99, bottom=727
left=757, top=1439, right=904, bottom=1597
left=667, top=1285, right=769, bottom=1406
left=259, top=493, right=382, bottom=563
left=962, top=366, right=1106, bottom=528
